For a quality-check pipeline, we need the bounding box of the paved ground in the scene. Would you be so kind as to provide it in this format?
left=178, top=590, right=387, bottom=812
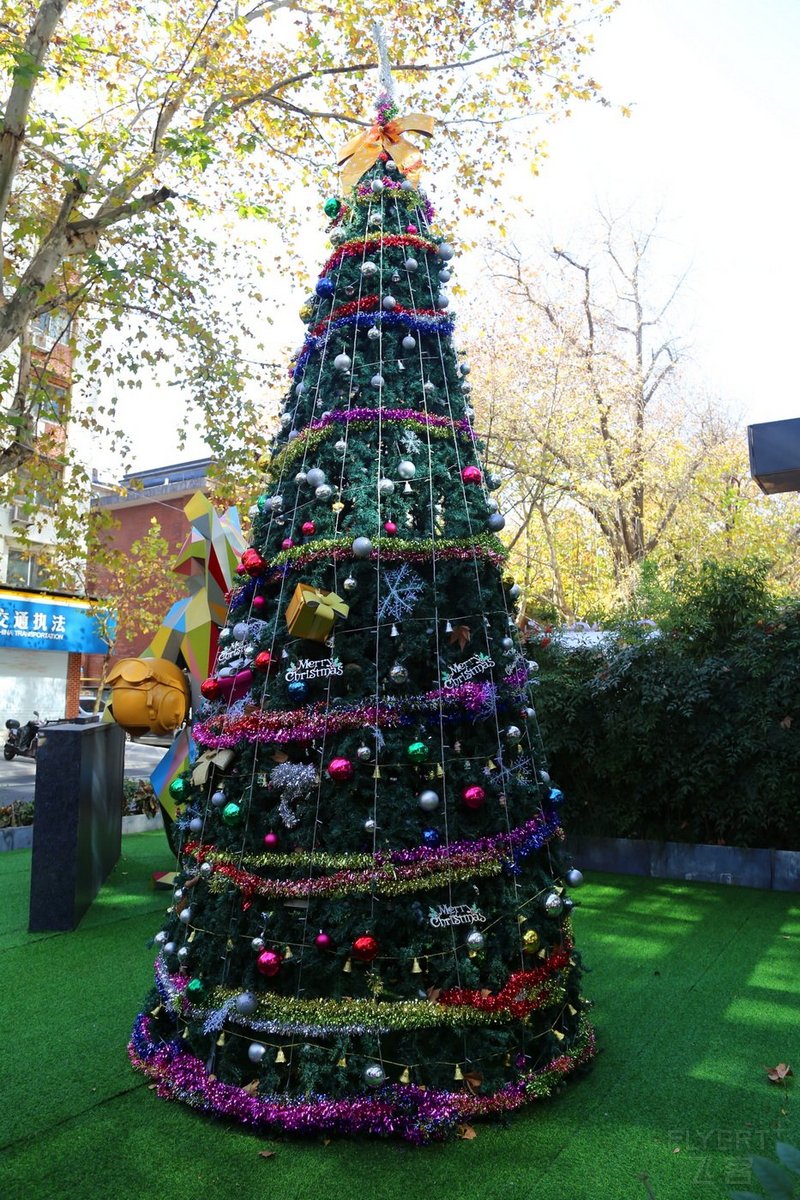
left=0, top=736, right=165, bottom=806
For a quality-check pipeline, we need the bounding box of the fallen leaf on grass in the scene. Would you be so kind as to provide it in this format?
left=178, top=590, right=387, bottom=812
left=458, top=1124, right=477, bottom=1140
left=764, top=1063, right=793, bottom=1083
left=258, top=1151, right=276, bottom=1160
left=672, top=1147, right=681, bottom=1154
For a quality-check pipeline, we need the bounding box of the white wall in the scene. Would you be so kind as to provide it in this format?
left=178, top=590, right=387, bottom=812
left=0, top=649, right=67, bottom=721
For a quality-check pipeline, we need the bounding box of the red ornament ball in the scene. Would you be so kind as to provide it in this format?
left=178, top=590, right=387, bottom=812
left=383, top=521, right=397, bottom=536
left=200, top=677, right=222, bottom=701
left=263, top=831, right=279, bottom=850
left=327, top=756, right=354, bottom=782
left=241, top=547, right=267, bottom=577
left=314, top=931, right=333, bottom=950
left=256, top=949, right=283, bottom=977
left=461, top=784, right=487, bottom=810
left=281, top=538, right=294, bottom=551
left=461, top=465, right=482, bottom=485
left=301, top=521, right=316, bottom=536
left=254, top=650, right=273, bottom=672
left=352, top=934, right=379, bottom=962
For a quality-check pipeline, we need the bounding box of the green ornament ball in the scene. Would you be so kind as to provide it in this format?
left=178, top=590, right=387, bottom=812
left=407, top=741, right=429, bottom=762
left=222, top=802, right=242, bottom=826
left=169, top=776, right=189, bottom=801
left=186, top=977, right=206, bottom=1001
left=323, top=196, right=341, bottom=218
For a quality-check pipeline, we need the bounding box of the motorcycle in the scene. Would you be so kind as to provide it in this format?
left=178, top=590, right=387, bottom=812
left=4, top=712, right=41, bottom=760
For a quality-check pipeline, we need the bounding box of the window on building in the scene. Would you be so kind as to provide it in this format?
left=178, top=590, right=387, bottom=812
left=11, top=459, right=63, bottom=512
left=6, top=550, right=42, bottom=589
left=33, top=382, right=67, bottom=426
left=31, top=311, right=70, bottom=347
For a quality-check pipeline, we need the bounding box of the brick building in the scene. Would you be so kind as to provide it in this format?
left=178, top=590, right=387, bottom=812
left=81, top=458, right=214, bottom=699
left=0, top=312, right=107, bottom=721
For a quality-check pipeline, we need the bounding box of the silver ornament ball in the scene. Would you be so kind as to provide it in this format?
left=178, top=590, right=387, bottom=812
left=251, top=936, right=266, bottom=952
left=177, top=945, right=190, bottom=961
left=305, top=467, right=326, bottom=488
left=402, top=334, right=417, bottom=350
left=378, top=478, right=395, bottom=497
left=352, top=536, right=373, bottom=559
left=505, top=725, right=522, bottom=744
left=397, top=460, right=416, bottom=480
left=487, top=513, right=506, bottom=532
left=343, top=576, right=357, bottom=592
left=363, top=1063, right=386, bottom=1087
left=333, top=353, right=351, bottom=373
left=566, top=868, right=584, bottom=888
left=357, top=745, right=371, bottom=761
left=418, top=789, right=440, bottom=813
left=211, top=789, right=226, bottom=807
left=235, top=991, right=258, bottom=1015
left=315, top=484, right=333, bottom=501
left=466, top=929, right=486, bottom=951
left=543, top=892, right=564, bottom=916
left=248, top=1043, right=267, bottom=1063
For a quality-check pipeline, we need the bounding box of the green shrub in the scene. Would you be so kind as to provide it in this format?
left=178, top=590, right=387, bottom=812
left=532, top=561, right=800, bottom=850
left=122, top=777, right=158, bottom=818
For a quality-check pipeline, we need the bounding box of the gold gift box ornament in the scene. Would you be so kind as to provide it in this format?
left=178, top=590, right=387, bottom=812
left=285, top=583, right=349, bottom=644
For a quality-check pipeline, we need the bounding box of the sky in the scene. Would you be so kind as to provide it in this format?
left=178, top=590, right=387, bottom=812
left=112, top=0, right=800, bottom=472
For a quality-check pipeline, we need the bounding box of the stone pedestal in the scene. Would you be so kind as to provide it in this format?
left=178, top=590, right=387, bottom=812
left=29, top=721, right=126, bottom=931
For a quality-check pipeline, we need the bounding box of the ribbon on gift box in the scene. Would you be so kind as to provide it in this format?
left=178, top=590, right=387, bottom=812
left=285, top=583, right=350, bottom=643
left=338, top=113, right=435, bottom=190
left=192, top=747, right=236, bottom=786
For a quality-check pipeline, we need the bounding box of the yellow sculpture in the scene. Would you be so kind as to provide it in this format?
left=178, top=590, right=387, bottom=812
left=106, top=658, right=190, bottom=737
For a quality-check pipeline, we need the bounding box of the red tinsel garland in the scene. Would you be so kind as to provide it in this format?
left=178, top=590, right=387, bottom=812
left=437, top=947, right=572, bottom=1019
left=321, top=233, right=438, bottom=276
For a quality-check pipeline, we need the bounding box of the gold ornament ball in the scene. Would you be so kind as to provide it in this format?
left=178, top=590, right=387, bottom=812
left=522, top=929, right=540, bottom=954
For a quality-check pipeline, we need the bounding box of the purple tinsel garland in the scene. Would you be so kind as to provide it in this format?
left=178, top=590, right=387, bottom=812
left=309, top=406, right=475, bottom=438
left=129, top=1013, right=595, bottom=1144
left=192, top=677, right=526, bottom=750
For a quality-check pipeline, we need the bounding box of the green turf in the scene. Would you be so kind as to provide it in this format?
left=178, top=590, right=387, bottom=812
left=1, top=832, right=797, bottom=1200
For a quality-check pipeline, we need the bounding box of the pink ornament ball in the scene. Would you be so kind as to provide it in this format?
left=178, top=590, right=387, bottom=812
left=256, top=949, right=283, bottom=977
left=252, top=595, right=267, bottom=613
left=314, top=931, right=332, bottom=950
left=263, top=832, right=279, bottom=850
left=406, top=224, right=418, bottom=234
left=301, top=521, right=316, bottom=536
left=327, top=756, right=354, bottom=782
left=461, top=465, right=482, bottom=485
left=236, top=564, right=247, bottom=576
left=461, top=784, right=486, bottom=810
left=281, top=538, right=294, bottom=551
left=383, top=521, right=397, bottom=535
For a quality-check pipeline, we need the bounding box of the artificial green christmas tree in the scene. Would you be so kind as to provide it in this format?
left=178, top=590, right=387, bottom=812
left=130, top=82, right=595, bottom=1144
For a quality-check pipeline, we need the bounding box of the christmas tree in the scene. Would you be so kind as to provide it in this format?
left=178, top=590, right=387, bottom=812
left=130, top=71, right=595, bottom=1145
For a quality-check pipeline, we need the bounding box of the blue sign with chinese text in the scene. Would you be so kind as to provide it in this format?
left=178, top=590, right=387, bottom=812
left=0, top=591, right=110, bottom=654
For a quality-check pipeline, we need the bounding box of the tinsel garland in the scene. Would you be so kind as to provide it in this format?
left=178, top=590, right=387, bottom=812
left=129, top=1012, right=596, bottom=1144
left=353, top=182, right=436, bottom=225
left=185, top=814, right=561, bottom=876
left=321, top=232, right=438, bottom=276
left=291, top=307, right=454, bottom=377
left=268, top=534, right=507, bottom=572
left=310, top=294, right=440, bottom=339
left=266, top=409, right=475, bottom=478
left=155, top=947, right=571, bottom=1029
left=186, top=814, right=562, bottom=902
left=193, top=676, right=520, bottom=750
left=436, top=949, right=572, bottom=1017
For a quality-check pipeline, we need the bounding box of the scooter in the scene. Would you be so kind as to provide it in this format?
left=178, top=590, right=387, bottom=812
left=4, top=712, right=41, bottom=760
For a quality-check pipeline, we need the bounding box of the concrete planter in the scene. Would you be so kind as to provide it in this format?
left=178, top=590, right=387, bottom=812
left=0, top=825, right=34, bottom=852
left=0, top=811, right=163, bottom=852
left=567, top=834, right=800, bottom=892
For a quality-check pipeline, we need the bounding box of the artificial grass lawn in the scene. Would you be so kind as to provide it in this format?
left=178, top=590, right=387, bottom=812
left=1, top=832, right=797, bottom=1200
